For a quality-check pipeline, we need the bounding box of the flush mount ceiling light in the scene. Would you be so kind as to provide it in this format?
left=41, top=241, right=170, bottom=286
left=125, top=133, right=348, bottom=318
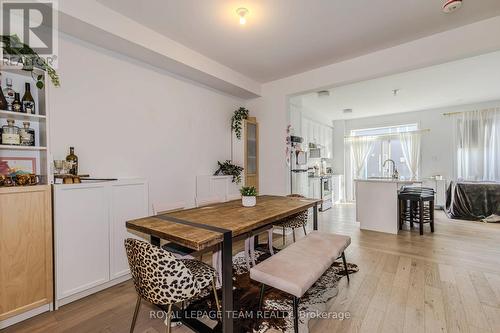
left=236, top=8, right=249, bottom=25
left=442, top=0, right=463, bottom=13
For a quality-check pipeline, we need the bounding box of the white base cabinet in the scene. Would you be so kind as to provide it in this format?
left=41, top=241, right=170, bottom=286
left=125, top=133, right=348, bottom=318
left=422, top=179, right=447, bottom=208
left=54, top=179, right=148, bottom=307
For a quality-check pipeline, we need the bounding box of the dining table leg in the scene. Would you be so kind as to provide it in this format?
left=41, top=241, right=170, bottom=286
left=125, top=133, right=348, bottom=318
left=313, top=203, right=318, bottom=230
left=150, top=235, right=161, bottom=247
left=221, top=230, right=234, bottom=333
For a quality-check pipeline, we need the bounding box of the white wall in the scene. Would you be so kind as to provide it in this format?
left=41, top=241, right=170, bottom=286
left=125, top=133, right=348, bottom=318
left=49, top=34, right=243, bottom=208
left=247, top=16, right=500, bottom=195
left=334, top=100, right=500, bottom=199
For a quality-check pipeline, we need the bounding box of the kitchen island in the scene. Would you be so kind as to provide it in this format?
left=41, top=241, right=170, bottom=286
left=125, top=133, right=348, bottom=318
left=355, top=178, right=422, bottom=234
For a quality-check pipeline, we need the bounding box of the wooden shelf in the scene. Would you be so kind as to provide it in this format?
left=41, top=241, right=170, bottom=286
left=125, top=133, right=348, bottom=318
left=0, top=144, right=47, bottom=151
left=0, top=110, right=46, bottom=121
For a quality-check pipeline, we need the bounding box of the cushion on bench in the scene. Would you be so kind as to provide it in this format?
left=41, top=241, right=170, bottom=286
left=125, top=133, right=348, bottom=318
left=250, top=231, right=351, bottom=298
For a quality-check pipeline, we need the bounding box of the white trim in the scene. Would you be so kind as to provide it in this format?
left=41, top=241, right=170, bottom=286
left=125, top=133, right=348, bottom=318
left=55, top=275, right=131, bottom=309
left=0, top=304, right=51, bottom=329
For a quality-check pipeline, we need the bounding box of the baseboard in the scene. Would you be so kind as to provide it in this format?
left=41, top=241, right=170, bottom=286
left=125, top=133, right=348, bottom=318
left=55, top=274, right=131, bottom=309
left=0, top=304, right=51, bottom=329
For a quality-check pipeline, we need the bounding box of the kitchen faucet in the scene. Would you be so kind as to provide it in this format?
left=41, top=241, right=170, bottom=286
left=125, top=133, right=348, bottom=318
left=383, top=159, right=399, bottom=179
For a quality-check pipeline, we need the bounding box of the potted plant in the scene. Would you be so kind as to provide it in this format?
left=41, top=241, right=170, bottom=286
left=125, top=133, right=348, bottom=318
left=1, top=35, right=60, bottom=88
left=231, top=107, right=249, bottom=140
left=213, top=160, right=244, bottom=183
left=240, top=186, right=257, bottom=207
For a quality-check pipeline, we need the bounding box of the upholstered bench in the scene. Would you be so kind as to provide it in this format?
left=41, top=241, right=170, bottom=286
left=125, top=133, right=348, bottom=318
left=250, top=231, right=351, bottom=333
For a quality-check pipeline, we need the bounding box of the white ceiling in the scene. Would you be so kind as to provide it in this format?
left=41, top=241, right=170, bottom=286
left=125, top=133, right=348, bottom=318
left=297, top=50, right=500, bottom=120
left=96, top=0, right=500, bottom=82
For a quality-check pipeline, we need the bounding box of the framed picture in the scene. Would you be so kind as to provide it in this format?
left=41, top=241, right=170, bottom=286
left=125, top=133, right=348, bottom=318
left=0, top=157, right=37, bottom=176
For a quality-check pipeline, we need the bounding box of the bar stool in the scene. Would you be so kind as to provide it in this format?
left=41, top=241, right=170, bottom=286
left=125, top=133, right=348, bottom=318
left=398, top=187, right=435, bottom=235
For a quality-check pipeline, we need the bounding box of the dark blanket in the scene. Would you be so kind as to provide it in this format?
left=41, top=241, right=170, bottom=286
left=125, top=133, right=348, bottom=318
left=445, top=181, right=500, bottom=220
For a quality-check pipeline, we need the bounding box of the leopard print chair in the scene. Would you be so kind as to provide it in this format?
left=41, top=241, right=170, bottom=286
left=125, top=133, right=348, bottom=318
left=269, top=194, right=309, bottom=246
left=125, top=238, right=220, bottom=333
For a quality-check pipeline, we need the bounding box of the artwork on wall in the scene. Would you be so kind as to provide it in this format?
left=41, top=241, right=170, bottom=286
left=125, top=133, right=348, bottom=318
left=0, top=157, right=36, bottom=176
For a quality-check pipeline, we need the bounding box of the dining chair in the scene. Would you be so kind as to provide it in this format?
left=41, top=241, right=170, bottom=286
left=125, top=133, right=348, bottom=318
left=124, top=238, right=220, bottom=333
left=269, top=194, right=309, bottom=246
left=152, top=204, right=197, bottom=259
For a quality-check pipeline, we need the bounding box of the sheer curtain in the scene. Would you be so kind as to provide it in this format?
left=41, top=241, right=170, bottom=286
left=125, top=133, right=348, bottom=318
left=347, top=136, right=374, bottom=178
left=399, top=132, right=422, bottom=180
left=453, top=108, right=500, bottom=181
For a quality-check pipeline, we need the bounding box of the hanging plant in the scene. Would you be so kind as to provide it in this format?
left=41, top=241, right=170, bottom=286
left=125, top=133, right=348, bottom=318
left=1, top=34, right=60, bottom=88
left=231, top=107, right=249, bottom=140
left=213, top=160, right=244, bottom=183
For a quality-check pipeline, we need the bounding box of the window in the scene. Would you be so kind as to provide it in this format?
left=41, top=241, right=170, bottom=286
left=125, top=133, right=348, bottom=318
left=351, top=124, right=418, bottom=180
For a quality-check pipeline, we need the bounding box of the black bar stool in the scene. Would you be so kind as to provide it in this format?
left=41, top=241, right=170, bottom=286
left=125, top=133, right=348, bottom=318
left=398, top=187, right=435, bottom=235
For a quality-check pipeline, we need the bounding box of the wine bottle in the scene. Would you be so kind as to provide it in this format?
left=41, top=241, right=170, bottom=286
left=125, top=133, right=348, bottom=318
left=12, top=92, right=22, bottom=112
left=22, top=82, right=35, bottom=114
left=66, top=147, right=78, bottom=175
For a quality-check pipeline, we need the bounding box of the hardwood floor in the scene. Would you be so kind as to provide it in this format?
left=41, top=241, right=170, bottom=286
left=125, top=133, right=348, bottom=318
left=4, top=204, right=500, bottom=333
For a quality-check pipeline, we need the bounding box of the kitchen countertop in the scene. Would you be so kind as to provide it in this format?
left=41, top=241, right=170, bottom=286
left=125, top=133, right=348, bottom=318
left=354, top=178, right=422, bottom=184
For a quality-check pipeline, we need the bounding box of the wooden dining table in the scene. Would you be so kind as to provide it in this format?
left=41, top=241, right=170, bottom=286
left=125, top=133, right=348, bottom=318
left=126, top=195, right=322, bottom=333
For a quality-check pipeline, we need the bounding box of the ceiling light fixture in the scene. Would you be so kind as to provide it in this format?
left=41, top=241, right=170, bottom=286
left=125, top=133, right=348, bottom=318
left=442, top=0, right=462, bottom=13
left=343, top=108, right=353, bottom=114
left=236, top=8, right=249, bottom=25
left=392, top=89, right=400, bottom=96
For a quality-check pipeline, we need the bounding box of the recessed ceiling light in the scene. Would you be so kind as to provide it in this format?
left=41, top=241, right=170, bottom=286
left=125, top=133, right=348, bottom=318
left=236, top=8, right=249, bottom=25
left=343, top=108, right=353, bottom=114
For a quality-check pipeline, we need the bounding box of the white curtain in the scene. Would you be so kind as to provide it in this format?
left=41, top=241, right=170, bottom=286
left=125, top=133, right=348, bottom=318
left=399, top=132, right=422, bottom=180
left=453, top=108, right=500, bottom=181
left=347, top=136, right=374, bottom=178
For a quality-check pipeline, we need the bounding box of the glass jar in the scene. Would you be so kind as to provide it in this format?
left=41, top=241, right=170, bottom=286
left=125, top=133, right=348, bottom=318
left=1, top=119, right=20, bottom=145
left=20, top=121, right=35, bottom=146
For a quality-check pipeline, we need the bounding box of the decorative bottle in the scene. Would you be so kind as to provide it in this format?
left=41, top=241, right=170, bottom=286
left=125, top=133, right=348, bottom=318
left=0, top=81, right=8, bottom=110
left=1, top=119, right=20, bottom=145
left=3, top=77, right=15, bottom=111
left=66, top=147, right=78, bottom=175
left=12, top=93, right=22, bottom=112
left=22, top=82, right=35, bottom=114
left=20, top=121, right=35, bottom=146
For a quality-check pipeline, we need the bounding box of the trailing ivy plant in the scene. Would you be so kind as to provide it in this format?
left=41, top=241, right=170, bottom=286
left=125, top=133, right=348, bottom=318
left=231, top=107, right=249, bottom=140
left=1, top=34, right=60, bottom=89
left=213, top=160, right=244, bottom=183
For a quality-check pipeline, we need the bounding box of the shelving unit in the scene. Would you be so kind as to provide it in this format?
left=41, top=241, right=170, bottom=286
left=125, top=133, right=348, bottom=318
left=0, top=144, right=47, bottom=151
left=0, top=66, right=53, bottom=328
left=0, top=66, right=51, bottom=185
left=244, top=117, right=259, bottom=190
left=0, top=109, right=47, bottom=121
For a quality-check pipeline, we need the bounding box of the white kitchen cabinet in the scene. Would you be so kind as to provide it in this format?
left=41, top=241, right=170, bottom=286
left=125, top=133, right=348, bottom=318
left=308, top=177, right=321, bottom=199
left=54, top=179, right=148, bottom=307
left=195, top=175, right=240, bottom=206
left=423, top=179, right=447, bottom=208
left=110, top=180, right=149, bottom=279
